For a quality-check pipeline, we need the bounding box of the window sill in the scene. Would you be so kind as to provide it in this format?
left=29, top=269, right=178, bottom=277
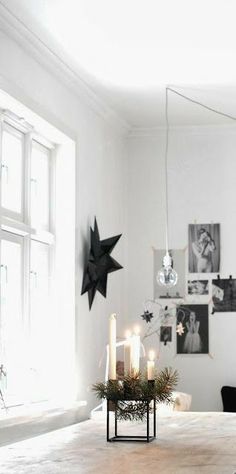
left=0, top=399, right=87, bottom=446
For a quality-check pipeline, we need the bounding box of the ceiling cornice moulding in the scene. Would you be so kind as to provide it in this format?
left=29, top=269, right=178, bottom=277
left=0, top=1, right=130, bottom=135
left=128, top=123, right=236, bottom=138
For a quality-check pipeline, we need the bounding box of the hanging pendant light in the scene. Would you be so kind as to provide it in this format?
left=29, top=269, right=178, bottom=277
left=156, top=87, right=178, bottom=288
left=156, top=84, right=236, bottom=288
left=156, top=251, right=178, bottom=287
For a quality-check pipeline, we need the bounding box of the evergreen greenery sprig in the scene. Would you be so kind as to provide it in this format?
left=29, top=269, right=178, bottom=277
left=92, top=367, right=178, bottom=421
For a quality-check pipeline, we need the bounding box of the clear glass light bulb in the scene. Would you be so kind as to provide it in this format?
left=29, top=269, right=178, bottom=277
left=156, top=252, right=178, bottom=288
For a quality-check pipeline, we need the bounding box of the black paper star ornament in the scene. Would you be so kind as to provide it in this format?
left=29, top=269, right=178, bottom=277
left=81, top=218, right=123, bottom=309
left=141, top=310, right=154, bottom=323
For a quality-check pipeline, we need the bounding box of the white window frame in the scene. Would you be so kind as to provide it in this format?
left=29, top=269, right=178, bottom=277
left=0, top=109, right=56, bottom=406
left=30, top=138, right=54, bottom=235
left=0, top=230, right=25, bottom=407
left=1, top=122, right=25, bottom=222
left=0, top=229, right=25, bottom=325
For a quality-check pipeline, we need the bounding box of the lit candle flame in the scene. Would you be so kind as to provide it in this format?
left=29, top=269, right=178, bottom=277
left=148, top=350, right=155, bottom=361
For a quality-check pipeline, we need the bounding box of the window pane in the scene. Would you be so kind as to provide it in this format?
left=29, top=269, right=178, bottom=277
left=0, top=236, right=25, bottom=405
left=1, top=129, right=23, bottom=214
left=30, top=142, right=50, bottom=231
left=29, top=240, right=51, bottom=401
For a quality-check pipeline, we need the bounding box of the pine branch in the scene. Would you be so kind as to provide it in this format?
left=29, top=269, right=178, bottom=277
left=92, top=368, right=178, bottom=421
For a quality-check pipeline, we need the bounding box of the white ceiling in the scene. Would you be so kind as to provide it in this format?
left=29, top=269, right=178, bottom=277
left=2, top=0, right=236, bottom=128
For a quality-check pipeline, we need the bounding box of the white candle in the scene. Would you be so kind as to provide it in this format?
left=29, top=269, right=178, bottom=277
left=147, top=350, right=155, bottom=380
left=131, top=325, right=140, bottom=377
left=124, top=330, right=132, bottom=376
left=109, top=313, right=117, bottom=380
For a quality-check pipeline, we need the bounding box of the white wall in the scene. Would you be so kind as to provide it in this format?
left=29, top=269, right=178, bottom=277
left=0, top=27, right=127, bottom=419
left=1, top=15, right=235, bottom=416
left=127, top=127, right=236, bottom=411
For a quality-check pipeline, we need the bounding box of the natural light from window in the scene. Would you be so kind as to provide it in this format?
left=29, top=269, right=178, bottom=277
left=0, top=89, right=76, bottom=413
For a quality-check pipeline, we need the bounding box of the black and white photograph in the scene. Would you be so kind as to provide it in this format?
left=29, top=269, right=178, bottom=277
left=212, top=278, right=236, bottom=312
left=154, top=248, right=185, bottom=299
left=188, top=223, right=220, bottom=273
left=176, top=304, right=209, bottom=354
left=160, top=326, right=172, bottom=345
left=188, top=280, right=209, bottom=295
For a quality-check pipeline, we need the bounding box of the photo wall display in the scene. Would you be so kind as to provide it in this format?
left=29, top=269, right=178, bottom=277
left=153, top=221, right=235, bottom=356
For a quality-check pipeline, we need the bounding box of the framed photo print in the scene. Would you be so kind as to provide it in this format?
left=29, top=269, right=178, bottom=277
left=160, top=326, right=172, bottom=345
left=176, top=304, right=209, bottom=354
left=188, top=280, right=209, bottom=296
left=188, top=223, right=220, bottom=273
left=212, top=278, right=236, bottom=312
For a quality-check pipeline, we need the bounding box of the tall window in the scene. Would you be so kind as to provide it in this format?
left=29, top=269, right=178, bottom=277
left=0, top=115, right=55, bottom=407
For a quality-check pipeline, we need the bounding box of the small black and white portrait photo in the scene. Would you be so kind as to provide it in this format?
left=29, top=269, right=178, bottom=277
left=188, top=280, right=209, bottom=295
left=188, top=224, right=220, bottom=273
left=176, top=304, right=209, bottom=354
left=212, top=278, right=236, bottom=312
left=160, top=326, right=172, bottom=345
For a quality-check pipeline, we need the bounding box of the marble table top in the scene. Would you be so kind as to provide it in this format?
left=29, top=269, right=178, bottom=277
left=1, top=411, right=236, bottom=474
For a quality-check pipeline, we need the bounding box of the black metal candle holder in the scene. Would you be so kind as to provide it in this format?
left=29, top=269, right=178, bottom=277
left=106, top=397, right=156, bottom=443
